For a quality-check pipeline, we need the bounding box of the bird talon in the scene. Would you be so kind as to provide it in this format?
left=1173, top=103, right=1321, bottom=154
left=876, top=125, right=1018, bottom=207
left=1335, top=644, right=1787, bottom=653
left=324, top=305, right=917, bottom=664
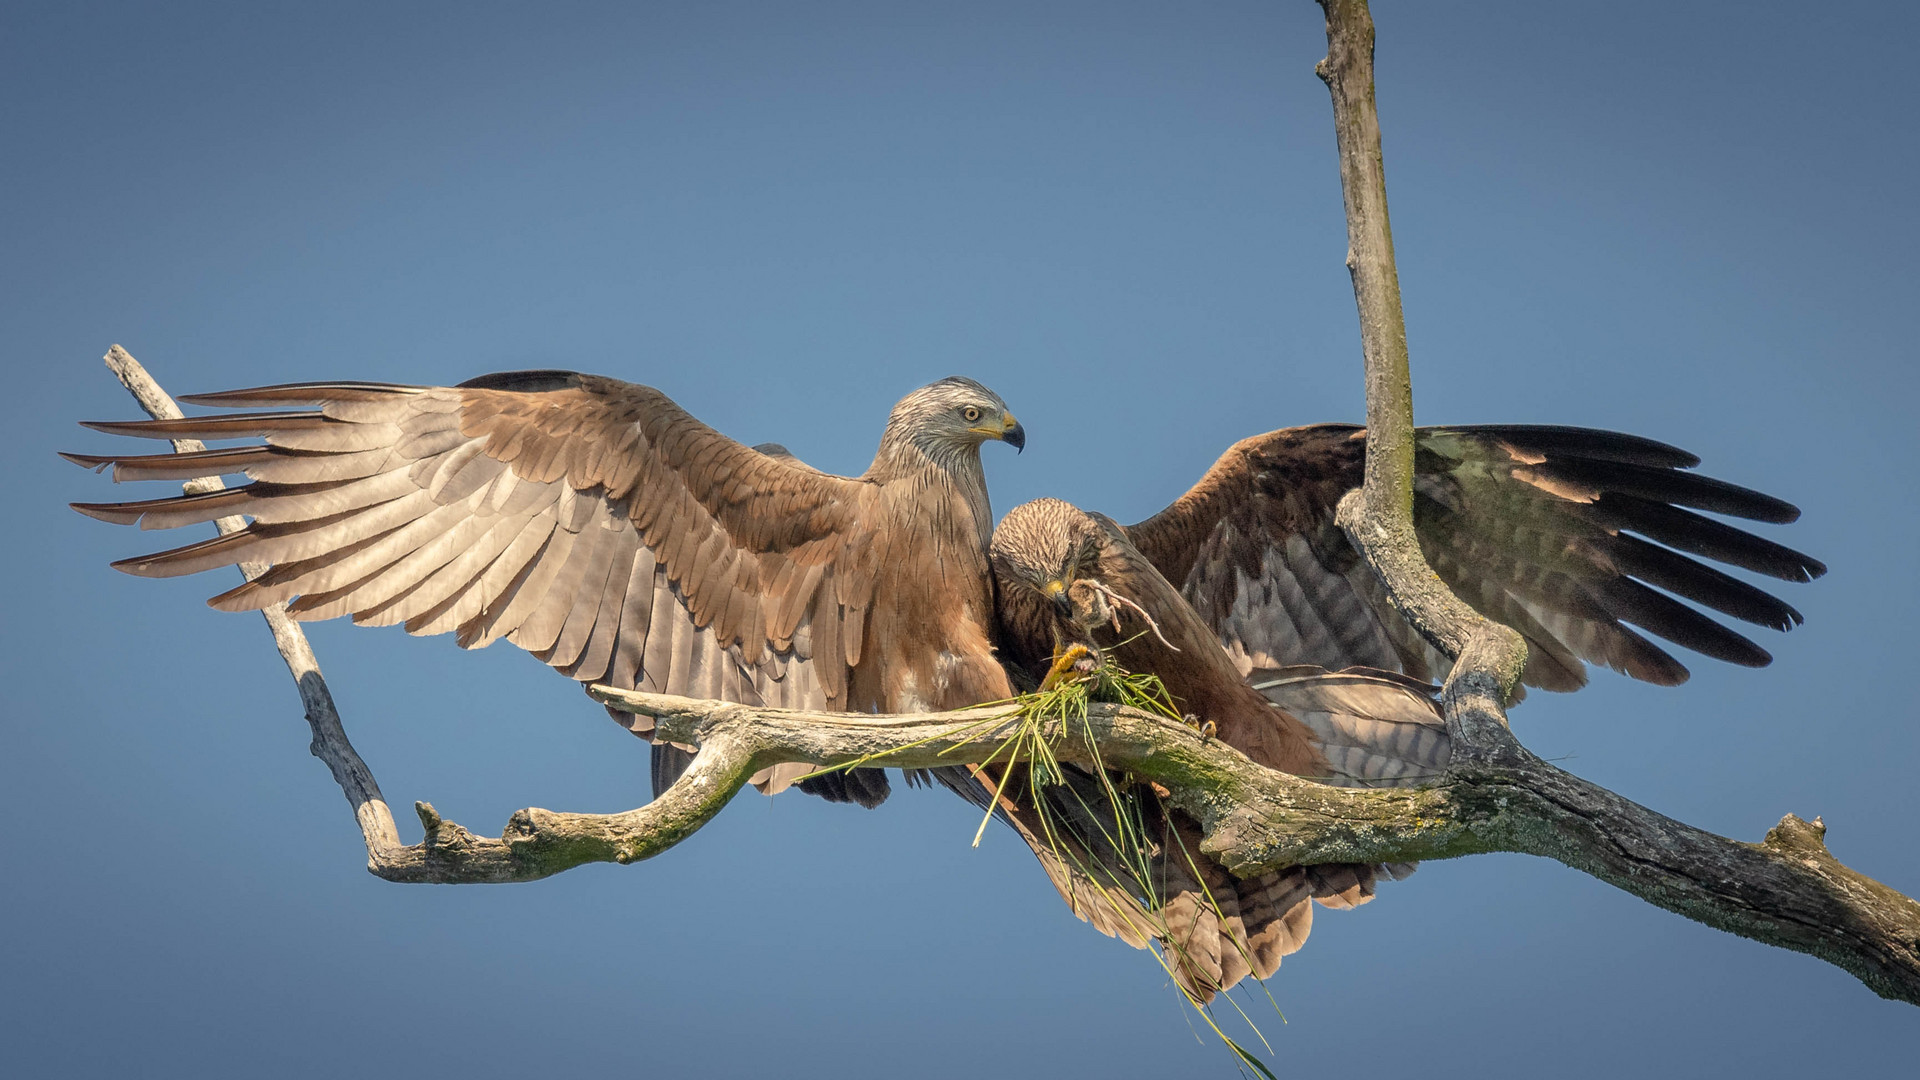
left=1182, top=714, right=1215, bottom=740
left=1041, top=642, right=1096, bottom=691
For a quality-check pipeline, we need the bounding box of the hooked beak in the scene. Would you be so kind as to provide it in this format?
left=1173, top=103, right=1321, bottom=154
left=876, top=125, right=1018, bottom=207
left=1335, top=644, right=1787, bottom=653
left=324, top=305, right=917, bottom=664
left=967, top=412, right=1024, bottom=452
left=1043, top=578, right=1072, bottom=616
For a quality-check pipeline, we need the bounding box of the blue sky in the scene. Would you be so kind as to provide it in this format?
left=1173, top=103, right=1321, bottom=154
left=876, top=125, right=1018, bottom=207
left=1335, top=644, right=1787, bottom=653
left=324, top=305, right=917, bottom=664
left=4, top=2, right=1916, bottom=1076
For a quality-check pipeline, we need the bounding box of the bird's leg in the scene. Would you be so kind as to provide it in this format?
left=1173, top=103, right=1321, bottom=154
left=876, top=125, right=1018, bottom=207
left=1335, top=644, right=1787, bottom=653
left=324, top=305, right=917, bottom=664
left=1041, top=642, right=1097, bottom=692
left=1183, top=713, right=1217, bottom=740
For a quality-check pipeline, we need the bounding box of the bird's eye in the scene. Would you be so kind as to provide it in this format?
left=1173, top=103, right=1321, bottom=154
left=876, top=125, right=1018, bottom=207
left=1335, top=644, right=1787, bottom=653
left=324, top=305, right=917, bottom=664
left=962, top=406, right=982, bottom=423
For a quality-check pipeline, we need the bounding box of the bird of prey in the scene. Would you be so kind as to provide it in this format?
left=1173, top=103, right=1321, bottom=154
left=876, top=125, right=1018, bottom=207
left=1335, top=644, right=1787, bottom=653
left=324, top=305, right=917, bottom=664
left=979, top=417, right=1824, bottom=1000
left=988, top=497, right=1446, bottom=1001
left=67, top=370, right=1028, bottom=807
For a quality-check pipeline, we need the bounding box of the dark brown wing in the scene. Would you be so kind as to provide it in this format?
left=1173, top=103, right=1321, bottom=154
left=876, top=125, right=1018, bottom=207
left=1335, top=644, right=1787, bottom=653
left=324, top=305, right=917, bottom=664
left=68, top=370, right=886, bottom=793
left=1125, top=424, right=1825, bottom=693
left=992, top=506, right=1330, bottom=778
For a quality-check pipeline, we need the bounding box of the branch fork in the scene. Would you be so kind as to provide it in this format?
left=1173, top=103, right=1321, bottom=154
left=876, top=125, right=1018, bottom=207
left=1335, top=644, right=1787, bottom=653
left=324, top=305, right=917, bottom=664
left=88, top=3, right=1920, bottom=1007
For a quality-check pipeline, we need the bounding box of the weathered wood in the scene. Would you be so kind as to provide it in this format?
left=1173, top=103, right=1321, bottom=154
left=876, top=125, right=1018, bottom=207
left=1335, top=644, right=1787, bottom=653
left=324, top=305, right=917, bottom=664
left=95, top=5, right=1920, bottom=1003
left=1301, top=2, right=1920, bottom=1004
left=1313, top=1, right=1530, bottom=750
left=103, top=346, right=407, bottom=868
left=587, top=687, right=1920, bottom=1004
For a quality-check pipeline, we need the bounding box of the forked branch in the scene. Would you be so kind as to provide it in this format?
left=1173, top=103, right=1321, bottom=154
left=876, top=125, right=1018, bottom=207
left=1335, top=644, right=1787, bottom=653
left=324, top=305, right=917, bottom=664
left=1314, top=0, right=1529, bottom=750
left=95, top=2, right=1918, bottom=1005
left=95, top=345, right=1920, bottom=1002
left=1303, top=0, right=1920, bottom=1001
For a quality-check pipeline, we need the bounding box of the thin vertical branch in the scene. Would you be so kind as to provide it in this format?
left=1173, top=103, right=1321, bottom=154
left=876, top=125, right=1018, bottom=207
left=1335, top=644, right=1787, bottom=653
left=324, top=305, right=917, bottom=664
left=1313, top=2, right=1529, bottom=745
left=1315, top=0, right=1414, bottom=521
left=101, top=345, right=408, bottom=864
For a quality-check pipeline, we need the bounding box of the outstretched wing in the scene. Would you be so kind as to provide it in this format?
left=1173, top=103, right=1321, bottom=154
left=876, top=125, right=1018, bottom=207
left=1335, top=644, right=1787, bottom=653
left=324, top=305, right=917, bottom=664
left=1125, top=424, right=1826, bottom=692
left=68, top=370, right=884, bottom=785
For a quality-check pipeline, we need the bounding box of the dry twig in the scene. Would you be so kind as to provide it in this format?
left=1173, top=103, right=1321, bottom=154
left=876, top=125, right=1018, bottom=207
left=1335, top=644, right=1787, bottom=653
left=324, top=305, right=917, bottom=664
left=86, top=0, right=1920, bottom=1012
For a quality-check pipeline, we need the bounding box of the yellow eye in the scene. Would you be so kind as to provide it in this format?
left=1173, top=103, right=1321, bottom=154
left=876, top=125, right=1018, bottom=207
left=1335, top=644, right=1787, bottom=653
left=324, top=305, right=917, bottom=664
left=962, top=406, right=982, bottom=423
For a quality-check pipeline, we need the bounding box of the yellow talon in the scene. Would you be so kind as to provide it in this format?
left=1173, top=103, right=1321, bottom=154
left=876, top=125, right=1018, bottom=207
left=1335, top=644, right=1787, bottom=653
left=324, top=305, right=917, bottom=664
left=1041, top=642, right=1095, bottom=691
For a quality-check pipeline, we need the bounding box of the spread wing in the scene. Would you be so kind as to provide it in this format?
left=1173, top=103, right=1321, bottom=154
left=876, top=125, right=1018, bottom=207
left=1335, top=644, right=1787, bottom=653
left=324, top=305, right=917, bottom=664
left=1125, top=424, right=1826, bottom=692
left=67, top=370, right=885, bottom=781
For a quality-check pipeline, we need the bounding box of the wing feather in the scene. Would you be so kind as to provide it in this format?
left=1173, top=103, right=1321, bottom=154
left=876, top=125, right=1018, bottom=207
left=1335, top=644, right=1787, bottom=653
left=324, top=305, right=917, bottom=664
left=1127, top=424, right=1821, bottom=693
left=566, top=519, right=641, bottom=681
left=606, top=545, right=658, bottom=689
left=541, top=511, right=623, bottom=670
left=72, top=371, right=885, bottom=728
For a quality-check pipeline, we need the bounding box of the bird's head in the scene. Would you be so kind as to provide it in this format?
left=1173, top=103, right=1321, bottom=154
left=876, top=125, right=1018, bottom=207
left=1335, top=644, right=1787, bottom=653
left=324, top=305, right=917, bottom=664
left=882, top=376, right=1024, bottom=460
left=990, top=498, right=1110, bottom=625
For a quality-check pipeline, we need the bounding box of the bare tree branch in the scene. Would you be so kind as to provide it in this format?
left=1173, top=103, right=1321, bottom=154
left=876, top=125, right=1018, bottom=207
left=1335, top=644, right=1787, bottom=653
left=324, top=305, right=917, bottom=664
left=1299, top=0, right=1920, bottom=1003
left=1314, top=0, right=1529, bottom=750
left=102, top=345, right=408, bottom=867
left=590, top=689, right=1920, bottom=1004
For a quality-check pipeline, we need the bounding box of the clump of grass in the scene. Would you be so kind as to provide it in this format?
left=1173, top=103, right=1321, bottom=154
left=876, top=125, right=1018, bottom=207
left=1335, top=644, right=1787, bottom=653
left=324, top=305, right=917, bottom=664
left=957, top=644, right=1180, bottom=844
left=1002, top=651, right=1284, bottom=1078
left=803, top=645, right=1285, bottom=1077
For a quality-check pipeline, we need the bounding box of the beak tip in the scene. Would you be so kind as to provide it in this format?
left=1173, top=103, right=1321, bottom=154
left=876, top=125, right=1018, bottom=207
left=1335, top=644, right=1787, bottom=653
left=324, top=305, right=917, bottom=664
left=1045, top=580, right=1070, bottom=615
left=1005, top=423, right=1026, bottom=453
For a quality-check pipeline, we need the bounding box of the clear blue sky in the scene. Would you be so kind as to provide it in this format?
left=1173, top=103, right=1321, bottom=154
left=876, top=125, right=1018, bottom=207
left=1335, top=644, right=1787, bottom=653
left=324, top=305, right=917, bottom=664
left=5, top=2, right=1916, bottom=1076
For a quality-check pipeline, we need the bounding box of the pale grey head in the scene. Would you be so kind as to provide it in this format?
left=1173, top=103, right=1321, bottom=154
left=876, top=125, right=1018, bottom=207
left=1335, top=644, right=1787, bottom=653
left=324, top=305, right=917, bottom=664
left=876, top=376, right=1024, bottom=465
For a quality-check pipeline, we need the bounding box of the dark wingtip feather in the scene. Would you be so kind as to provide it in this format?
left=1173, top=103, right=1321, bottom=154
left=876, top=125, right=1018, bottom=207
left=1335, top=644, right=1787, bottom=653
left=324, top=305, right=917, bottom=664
left=1629, top=657, right=1691, bottom=686
left=177, top=381, right=426, bottom=406
left=60, top=451, right=113, bottom=472
left=454, top=370, right=583, bottom=393
left=1464, top=425, right=1703, bottom=469
left=1601, top=579, right=1775, bottom=669
left=1608, top=534, right=1807, bottom=631
left=1593, top=495, right=1824, bottom=583
left=1544, top=459, right=1803, bottom=524
left=104, top=529, right=254, bottom=578
left=71, top=500, right=143, bottom=524
left=107, top=551, right=167, bottom=576
left=1602, top=623, right=1694, bottom=686
left=79, top=412, right=330, bottom=440
left=80, top=419, right=164, bottom=438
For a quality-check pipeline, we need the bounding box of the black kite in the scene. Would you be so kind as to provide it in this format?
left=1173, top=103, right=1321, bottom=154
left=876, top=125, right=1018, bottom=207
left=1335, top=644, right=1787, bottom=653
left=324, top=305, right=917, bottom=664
left=69, top=371, right=1027, bottom=806
left=981, top=419, right=1824, bottom=999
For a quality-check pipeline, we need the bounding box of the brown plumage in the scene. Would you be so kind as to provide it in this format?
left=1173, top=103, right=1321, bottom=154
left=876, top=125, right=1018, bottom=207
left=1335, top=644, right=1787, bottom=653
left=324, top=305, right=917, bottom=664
left=979, top=422, right=1820, bottom=999
left=67, top=369, right=1027, bottom=807
left=988, top=497, right=1443, bottom=1001
left=1125, top=424, right=1825, bottom=693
